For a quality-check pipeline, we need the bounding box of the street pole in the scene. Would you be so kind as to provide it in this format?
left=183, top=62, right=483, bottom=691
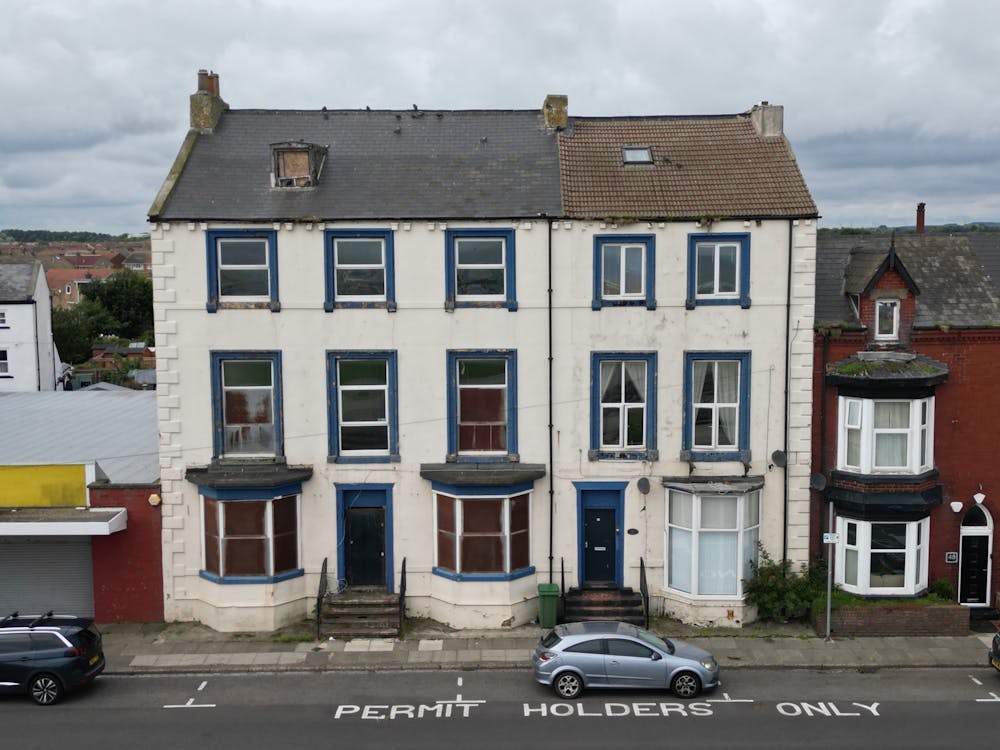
left=825, top=500, right=834, bottom=642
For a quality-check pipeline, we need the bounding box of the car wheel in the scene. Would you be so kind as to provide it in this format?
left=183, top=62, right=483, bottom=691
left=553, top=671, right=583, bottom=699
left=670, top=671, right=702, bottom=699
left=29, top=674, right=63, bottom=706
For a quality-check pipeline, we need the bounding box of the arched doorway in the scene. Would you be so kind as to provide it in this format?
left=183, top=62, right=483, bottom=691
left=958, top=505, right=993, bottom=606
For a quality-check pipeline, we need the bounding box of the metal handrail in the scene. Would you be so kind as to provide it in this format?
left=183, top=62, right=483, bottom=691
left=398, top=557, right=407, bottom=633
left=315, top=557, right=328, bottom=640
left=639, top=557, right=650, bottom=629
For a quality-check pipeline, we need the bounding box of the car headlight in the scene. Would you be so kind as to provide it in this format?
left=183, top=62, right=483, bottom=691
left=700, top=658, right=717, bottom=671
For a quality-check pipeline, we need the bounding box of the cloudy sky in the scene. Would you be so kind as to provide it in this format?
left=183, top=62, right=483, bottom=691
left=2, top=0, right=998, bottom=234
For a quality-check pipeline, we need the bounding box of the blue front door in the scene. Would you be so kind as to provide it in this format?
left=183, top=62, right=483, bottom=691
left=577, top=484, right=625, bottom=586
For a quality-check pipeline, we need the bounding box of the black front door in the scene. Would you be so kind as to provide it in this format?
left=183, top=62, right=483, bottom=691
left=959, top=535, right=989, bottom=605
left=345, top=506, right=385, bottom=586
left=583, top=508, right=615, bottom=583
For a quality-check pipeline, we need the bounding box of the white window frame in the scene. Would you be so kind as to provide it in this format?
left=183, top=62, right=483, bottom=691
left=599, top=359, right=647, bottom=450
left=695, top=241, right=740, bottom=300
left=835, top=516, right=929, bottom=595
left=665, top=490, right=760, bottom=598
left=837, top=396, right=934, bottom=474
left=874, top=299, right=900, bottom=340
left=433, top=492, right=531, bottom=576
left=337, top=358, right=390, bottom=456
left=691, top=359, right=740, bottom=451
left=601, top=242, right=646, bottom=300
left=455, top=236, right=506, bottom=301
left=201, top=495, right=300, bottom=579
left=217, top=237, right=271, bottom=302
left=622, top=146, right=652, bottom=164
left=333, top=237, right=387, bottom=301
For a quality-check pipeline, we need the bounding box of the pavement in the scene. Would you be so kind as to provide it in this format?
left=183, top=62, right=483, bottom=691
left=97, top=617, right=1000, bottom=675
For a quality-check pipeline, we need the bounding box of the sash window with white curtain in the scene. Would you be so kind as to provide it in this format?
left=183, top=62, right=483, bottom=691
left=590, top=352, right=657, bottom=460
left=683, top=352, right=750, bottom=461
left=666, top=489, right=760, bottom=597
left=837, top=397, right=934, bottom=474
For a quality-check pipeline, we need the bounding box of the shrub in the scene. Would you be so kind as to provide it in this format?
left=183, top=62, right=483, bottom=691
left=928, top=578, right=955, bottom=600
left=744, top=546, right=827, bottom=622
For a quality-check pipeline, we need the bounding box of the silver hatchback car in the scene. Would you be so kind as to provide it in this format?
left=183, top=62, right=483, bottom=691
left=532, top=620, right=720, bottom=700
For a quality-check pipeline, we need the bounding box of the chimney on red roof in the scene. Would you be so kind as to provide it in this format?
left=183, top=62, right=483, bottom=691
left=916, top=202, right=926, bottom=234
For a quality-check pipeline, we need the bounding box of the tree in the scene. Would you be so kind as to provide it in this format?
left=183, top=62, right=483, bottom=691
left=51, top=299, right=127, bottom=365
left=80, top=269, right=153, bottom=341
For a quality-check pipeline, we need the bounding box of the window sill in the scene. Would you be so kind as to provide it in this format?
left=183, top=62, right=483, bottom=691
left=448, top=300, right=518, bottom=311
left=592, top=299, right=657, bottom=310
left=681, top=450, right=751, bottom=463
left=589, top=449, right=659, bottom=462
left=199, top=568, right=304, bottom=585
left=329, top=454, right=400, bottom=464
left=324, top=300, right=396, bottom=312
left=208, top=300, right=281, bottom=313
left=432, top=566, right=535, bottom=582
left=685, top=297, right=750, bottom=309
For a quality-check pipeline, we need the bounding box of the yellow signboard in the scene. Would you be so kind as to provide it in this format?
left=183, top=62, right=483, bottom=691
left=0, top=465, right=88, bottom=507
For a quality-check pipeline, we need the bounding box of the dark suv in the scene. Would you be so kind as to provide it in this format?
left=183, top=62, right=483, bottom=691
left=0, top=612, right=105, bottom=705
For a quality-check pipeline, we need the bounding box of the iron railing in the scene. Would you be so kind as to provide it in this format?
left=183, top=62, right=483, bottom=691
left=639, top=557, right=650, bottom=629
left=398, top=557, right=407, bottom=633
left=315, top=557, right=329, bottom=640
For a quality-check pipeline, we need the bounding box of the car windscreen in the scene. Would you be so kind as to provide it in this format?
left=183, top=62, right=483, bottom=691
left=635, top=629, right=673, bottom=654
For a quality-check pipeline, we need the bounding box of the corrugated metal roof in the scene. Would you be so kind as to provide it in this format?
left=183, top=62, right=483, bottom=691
left=0, top=392, right=158, bottom=484
left=558, top=115, right=817, bottom=219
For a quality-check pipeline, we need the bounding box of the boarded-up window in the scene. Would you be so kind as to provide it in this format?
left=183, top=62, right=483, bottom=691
left=435, top=493, right=530, bottom=576
left=202, top=496, right=299, bottom=578
left=457, top=358, right=507, bottom=452
left=276, top=150, right=312, bottom=186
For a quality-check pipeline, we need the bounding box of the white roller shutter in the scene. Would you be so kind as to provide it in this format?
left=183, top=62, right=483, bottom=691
left=0, top=538, right=94, bottom=617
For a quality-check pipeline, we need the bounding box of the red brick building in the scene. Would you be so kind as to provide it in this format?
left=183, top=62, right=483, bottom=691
left=813, top=232, right=1000, bottom=620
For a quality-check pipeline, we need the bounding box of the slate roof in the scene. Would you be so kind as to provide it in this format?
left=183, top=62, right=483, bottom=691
left=0, top=261, right=42, bottom=301
left=153, top=109, right=563, bottom=221
left=825, top=351, right=950, bottom=387
left=558, top=115, right=817, bottom=220
left=815, top=233, right=1000, bottom=328
left=0, top=392, right=158, bottom=484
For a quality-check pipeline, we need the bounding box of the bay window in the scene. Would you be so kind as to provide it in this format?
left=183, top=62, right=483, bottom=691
left=837, top=396, right=934, bottom=474
left=202, top=495, right=301, bottom=582
left=666, top=490, right=760, bottom=597
left=434, top=491, right=532, bottom=579
left=836, top=517, right=929, bottom=595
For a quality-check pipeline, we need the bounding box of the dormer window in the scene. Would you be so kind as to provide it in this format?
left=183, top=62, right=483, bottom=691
left=271, top=142, right=327, bottom=187
left=622, top=146, right=652, bottom=164
left=875, top=299, right=899, bottom=340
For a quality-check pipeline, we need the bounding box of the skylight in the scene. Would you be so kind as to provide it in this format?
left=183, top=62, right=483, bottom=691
left=622, top=146, right=653, bottom=164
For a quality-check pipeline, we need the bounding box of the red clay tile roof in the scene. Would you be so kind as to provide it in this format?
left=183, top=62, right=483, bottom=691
left=558, top=114, right=817, bottom=220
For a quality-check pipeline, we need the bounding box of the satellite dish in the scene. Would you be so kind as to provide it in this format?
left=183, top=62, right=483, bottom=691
left=636, top=477, right=651, bottom=495
left=770, top=450, right=787, bottom=468
left=809, top=473, right=827, bottom=491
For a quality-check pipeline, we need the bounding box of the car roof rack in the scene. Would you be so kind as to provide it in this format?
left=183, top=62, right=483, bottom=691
left=27, top=611, right=54, bottom=628
left=0, top=611, right=19, bottom=626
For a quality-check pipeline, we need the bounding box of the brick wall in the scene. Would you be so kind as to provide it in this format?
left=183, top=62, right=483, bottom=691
left=90, top=485, right=164, bottom=622
left=813, top=604, right=970, bottom=637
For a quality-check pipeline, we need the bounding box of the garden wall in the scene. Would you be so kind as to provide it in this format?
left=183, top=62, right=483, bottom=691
left=813, top=604, right=969, bottom=637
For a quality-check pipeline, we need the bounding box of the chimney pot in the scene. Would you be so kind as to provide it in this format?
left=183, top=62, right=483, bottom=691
left=916, top=202, right=926, bottom=234
left=197, top=69, right=211, bottom=93
left=190, top=69, right=228, bottom=132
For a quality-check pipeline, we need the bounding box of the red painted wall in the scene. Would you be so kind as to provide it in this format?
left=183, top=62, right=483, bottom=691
left=812, top=327, right=1000, bottom=609
left=90, top=486, right=163, bottom=622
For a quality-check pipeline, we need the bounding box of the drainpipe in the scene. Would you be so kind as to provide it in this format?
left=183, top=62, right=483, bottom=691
left=781, top=220, right=793, bottom=563
left=546, top=217, right=555, bottom=583
left=32, top=300, right=41, bottom=391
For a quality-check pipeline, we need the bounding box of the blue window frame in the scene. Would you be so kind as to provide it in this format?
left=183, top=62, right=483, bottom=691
left=326, top=351, right=399, bottom=463
left=592, top=234, right=656, bottom=310
left=199, top=482, right=304, bottom=584
left=323, top=229, right=396, bottom=312
left=589, top=352, right=658, bottom=461
left=682, top=351, right=751, bottom=462
left=206, top=228, right=280, bottom=312
left=686, top=233, right=751, bottom=309
left=444, top=228, right=517, bottom=310
left=446, top=350, right=518, bottom=462
left=432, top=480, right=535, bottom=581
left=210, top=351, right=284, bottom=460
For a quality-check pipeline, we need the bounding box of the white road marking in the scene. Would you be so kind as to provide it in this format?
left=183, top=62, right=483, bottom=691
left=970, top=676, right=983, bottom=686
left=975, top=692, right=1000, bottom=703
left=198, top=680, right=208, bottom=691
left=706, top=692, right=754, bottom=704
left=164, top=697, right=216, bottom=709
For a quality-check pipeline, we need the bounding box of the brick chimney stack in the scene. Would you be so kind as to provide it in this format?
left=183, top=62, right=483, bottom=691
left=750, top=101, right=784, bottom=138
left=916, top=202, right=926, bottom=234
left=543, top=94, right=568, bottom=131
left=190, top=69, right=228, bottom=133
